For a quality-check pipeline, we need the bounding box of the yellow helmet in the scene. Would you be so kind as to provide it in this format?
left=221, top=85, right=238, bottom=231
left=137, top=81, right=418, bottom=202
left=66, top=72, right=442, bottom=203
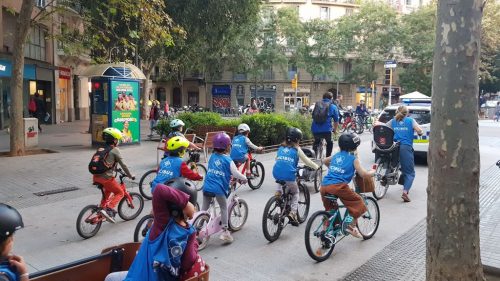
left=102, top=127, right=123, bottom=142
left=167, top=136, right=189, bottom=157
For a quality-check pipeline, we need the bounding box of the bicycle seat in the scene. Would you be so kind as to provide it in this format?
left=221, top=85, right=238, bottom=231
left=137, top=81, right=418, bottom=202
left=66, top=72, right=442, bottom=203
left=203, top=191, right=216, bottom=198
left=93, top=182, right=104, bottom=189
left=275, top=180, right=286, bottom=185
left=324, top=193, right=338, bottom=201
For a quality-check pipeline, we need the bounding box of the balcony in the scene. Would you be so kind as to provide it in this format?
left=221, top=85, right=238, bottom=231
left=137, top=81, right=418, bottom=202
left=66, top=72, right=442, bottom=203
left=312, top=0, right=357, bottom=5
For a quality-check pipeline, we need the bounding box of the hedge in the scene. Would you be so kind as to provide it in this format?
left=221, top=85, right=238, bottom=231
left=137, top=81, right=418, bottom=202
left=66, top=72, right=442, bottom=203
left=154, top=112, right=312, bottom=147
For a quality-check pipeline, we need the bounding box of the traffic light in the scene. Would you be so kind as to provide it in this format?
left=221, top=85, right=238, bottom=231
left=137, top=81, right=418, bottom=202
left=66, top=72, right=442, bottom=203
left=384, top=69, right=391, bottom=85
left=291, top=73, right=298, bottom=89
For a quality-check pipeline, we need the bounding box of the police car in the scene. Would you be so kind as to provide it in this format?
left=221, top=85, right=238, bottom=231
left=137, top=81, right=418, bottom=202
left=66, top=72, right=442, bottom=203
left=376, top=100, right=431, bottom=157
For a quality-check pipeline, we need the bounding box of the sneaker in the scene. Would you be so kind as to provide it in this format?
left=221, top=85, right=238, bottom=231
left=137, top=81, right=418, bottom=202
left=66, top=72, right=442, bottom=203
left=100, top=208, right=116, bottom=223
left=401, top=192, right=411, bottom=202
left=246, top=173, right=255, bottom=180
left=346, top=225, right=362, bottom=239
left=288, top=211, right=299, bottom=227
left=219, top=230, right=234, bottom=243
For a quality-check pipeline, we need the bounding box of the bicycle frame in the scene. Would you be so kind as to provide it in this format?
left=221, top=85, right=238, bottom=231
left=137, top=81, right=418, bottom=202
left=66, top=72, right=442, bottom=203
left=98, top=171, right=135, bottom=210
left=235, top=152, right=255, bottom=175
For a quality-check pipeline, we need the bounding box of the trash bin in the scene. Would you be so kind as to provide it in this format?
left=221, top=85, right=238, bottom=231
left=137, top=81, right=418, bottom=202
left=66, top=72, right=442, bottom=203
left=24, top=118, right=38, bottom=147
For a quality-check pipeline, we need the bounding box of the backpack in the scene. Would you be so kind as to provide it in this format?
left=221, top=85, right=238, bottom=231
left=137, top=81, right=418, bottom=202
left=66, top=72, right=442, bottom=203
left=28, top=98, right=37, bottom=113
left=312, top=101, right=330, bottom=124
left=88, top=146, right=113, bottom=174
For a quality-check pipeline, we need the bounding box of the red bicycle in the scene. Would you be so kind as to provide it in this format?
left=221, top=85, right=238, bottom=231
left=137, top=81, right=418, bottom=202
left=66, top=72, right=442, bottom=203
left=235, top=150, right=265, bottom=190
left=76, top=169, right=144, bottom=239
left=340, top=111, right=358, bottom=133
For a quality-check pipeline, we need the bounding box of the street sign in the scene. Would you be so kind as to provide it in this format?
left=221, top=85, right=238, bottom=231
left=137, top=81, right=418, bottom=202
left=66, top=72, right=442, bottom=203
left=384, top=60, right=397, bottom=68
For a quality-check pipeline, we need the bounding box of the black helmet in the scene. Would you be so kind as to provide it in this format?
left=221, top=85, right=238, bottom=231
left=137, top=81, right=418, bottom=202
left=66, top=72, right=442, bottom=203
left=165, top=178, right=197, bottom=206
left=302, top=147, right=316, bottom=159
left=286, top=127, right=303, bottom=143
left=0, top=204, right=24, bottom=242
left=338, top=133, right=361, bottom=151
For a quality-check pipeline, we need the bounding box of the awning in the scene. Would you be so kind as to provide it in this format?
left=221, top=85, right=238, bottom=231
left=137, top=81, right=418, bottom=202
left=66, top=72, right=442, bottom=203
left=81, top=63, right=146, bottom=80
left=399, top=91, right=430, bottom=100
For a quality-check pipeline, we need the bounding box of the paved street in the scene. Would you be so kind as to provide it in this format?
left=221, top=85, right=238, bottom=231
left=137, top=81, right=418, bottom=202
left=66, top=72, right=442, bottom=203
left=0, top=120, right=499, bottom=280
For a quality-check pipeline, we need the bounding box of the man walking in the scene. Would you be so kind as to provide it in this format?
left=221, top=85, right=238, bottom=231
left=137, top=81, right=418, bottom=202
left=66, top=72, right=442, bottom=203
left=311, top=92, right=339, bottom=158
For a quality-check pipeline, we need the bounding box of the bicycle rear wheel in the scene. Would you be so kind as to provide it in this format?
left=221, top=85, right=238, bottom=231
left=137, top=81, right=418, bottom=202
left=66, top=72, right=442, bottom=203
left=190, top=163, right=207, bottom=191
left=138, top=169, right=156, bottom=200
left=262, top=197, right=284, bottom=242
left=118, top=192, right=144, bottom=221
left=372, top=158, right=389, bottom=200
left=297, top=183, right=310, bottom=223
left=358, top=196, right=380, bottom=240
left=193, top=213, right=211, bottom=251
left=76, top=205, right=102, bottom=239
left=133, top=214, right=154, bottom=242
left=248, top=161, right=265, bottom=190
left=228, top=199, right=249, bottom=231
left=304, top=211, right=335, bottom=262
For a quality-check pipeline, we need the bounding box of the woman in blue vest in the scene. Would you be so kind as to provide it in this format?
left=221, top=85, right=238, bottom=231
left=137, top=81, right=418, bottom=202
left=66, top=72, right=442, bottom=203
left=0, top=204, right=29, bottom=281
left=386, top=105, right=423, bottom=202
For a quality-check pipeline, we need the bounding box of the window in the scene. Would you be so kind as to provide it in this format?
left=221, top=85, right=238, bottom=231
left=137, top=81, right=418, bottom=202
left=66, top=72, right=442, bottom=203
left=36, top=0, right=47, bottom=8
left=262, top=7, right=274, bottom=27
left=263, top=66, right=274, bottom=80
left=233, top=73, right=247, bottom=81
left=236, top=85, right=245, bottom=106
left=288, top=64, right=297, bottom=80
left=24, top=25, right=46, bottom=61
left=405, top=0, right=412, bottom=5
left=320, top=7, right=329, bottom=20
left=345, top=8, right=354, bottom=16
left=188, top=92, right=199, bottom=106
left=343, top=61, right=352, bottom=77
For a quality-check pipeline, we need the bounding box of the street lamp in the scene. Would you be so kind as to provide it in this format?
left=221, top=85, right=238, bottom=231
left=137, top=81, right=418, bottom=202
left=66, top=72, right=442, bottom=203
left=108, top=47, right=119, bottom=63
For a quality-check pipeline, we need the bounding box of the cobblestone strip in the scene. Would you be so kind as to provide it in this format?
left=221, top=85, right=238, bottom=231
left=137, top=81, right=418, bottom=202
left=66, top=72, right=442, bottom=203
left=342, top=165, right=500, bottom=280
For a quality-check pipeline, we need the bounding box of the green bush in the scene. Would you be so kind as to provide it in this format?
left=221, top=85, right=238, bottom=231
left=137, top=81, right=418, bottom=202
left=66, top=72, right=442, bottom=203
left=154, top=112, right=312, bottom=146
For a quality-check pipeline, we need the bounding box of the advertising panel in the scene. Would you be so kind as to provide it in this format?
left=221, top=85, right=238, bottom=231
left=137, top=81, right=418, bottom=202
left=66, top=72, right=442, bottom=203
left=110, top=80, right=140, bottom=143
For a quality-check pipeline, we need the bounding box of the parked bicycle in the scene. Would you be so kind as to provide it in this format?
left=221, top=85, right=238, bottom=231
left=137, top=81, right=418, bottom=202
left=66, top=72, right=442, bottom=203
left=304, top=190, right=380, bottom=262
left=235, top=150, right=265, bottom=190
left=138, top=150, right=207, bottom=200
left=191, top=181, right=249, bottom=250
left=76, top=169, right=144, bottom=239
left=340, top=110, right=359, bottom=134
left=262, top=167, right=311, bottom=242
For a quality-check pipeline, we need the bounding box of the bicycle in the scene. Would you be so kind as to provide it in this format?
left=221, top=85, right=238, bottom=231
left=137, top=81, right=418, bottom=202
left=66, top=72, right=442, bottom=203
left=262, top=167, right=311, bottom=242
left=304, top=189, right=380, bottom=262
left=340, top=111, right=358, bottom=134
left=191, top=181, right=249, bottom=251
left=76, top=169, right=144, bottom=239
left=138, top=150, right=207, bottom=200
left=235, top=150, right=265, bottom=190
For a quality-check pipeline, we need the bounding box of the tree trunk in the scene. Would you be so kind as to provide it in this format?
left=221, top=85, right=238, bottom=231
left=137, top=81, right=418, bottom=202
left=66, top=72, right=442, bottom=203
left=9, top=0, right=33, bottom=156
left=426, top=0, right=485, bottom=280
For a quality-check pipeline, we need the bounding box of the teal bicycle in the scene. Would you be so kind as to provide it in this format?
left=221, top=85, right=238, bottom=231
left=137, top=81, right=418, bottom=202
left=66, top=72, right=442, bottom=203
left=304, top=191, right=380, bottom=262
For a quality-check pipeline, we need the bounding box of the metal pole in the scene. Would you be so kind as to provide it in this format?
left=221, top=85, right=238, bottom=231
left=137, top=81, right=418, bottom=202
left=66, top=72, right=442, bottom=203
left=336, top=80, right=340, bottom=99
left=371, top=80, right=375, bottom=110
left=294, top=73, right=298, bottom=111
left=388, top=68, right=393, bottom=106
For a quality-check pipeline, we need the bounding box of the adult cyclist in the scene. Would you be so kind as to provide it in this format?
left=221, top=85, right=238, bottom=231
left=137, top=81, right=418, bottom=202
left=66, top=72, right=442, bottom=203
left=92, top=127, right=135, bottom=223
left=311, top=91, right=339, bottom=158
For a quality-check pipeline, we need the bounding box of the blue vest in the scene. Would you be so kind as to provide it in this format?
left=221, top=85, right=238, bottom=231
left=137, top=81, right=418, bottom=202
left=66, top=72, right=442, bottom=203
left=203, top=153, right=232, bottom=196
left=125, top=219, right=195, bottom=281
left=151, top=157, right=183, bottom=193
left=230, top=135, right=248, bottom=162
left=322, top=151, right=356, bottom=185
left=0, top=262, right=18, bottom=281
left=392, top=117, right=414, bottom=146
left=272, top=146, right=299, bottom=181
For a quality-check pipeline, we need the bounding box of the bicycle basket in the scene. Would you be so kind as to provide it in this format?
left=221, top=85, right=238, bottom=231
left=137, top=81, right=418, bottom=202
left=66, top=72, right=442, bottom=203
left=373, top=125, right=395, bottom=150
left=189, top=151, right=201, bottom=163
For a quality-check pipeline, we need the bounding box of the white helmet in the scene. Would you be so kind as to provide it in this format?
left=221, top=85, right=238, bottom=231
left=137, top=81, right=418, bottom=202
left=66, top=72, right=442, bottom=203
left=347, top=105, right=353, bottom=111
left=170, top=119, right=185, bottom=128
left=238, top=123, right=250, bottom=133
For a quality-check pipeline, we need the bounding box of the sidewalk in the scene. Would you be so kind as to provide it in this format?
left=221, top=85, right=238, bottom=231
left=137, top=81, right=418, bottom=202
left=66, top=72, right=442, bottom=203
left=342, top=164, right=500, bottom=280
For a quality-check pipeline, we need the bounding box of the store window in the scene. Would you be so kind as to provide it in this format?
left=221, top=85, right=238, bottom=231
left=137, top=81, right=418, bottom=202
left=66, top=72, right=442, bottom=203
left=284, top=92, right=310, bottom=110
left=188, top=92, right=199, bottom=105
left=24, top=25, right=47, bottom=61
left=320, top=7, right=329, bottom=20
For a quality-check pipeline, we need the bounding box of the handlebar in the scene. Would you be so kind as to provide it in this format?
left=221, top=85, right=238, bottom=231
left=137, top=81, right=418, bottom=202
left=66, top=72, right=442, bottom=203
left=115, top=168, right=135, bottom=181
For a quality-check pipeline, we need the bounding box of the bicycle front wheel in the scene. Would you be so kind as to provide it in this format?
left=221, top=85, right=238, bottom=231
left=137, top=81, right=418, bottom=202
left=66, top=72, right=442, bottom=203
left=262, top=197, right=284, bottom=242
left=357, top=196, right=380, bottom=240
left=305, top=211, right=335, bottom=262
left=248, top=162, right=265, bottom=190
left=76, top=205, right=102, bottom=239
left=190, top=163, right=207, bottom=191
left=133, top=214, right=154, bottom=242
left=139, top=169, right=157, bottom=200
left=372, top=159, right=389, bottom=200
left=313, top=166, right=323, bottom=193
left=297, top=183, right=310, bottom=223
left=228, top=199, right=249, bottom=231
left=355, top=120, right=364, bottom=134
left=118, top=192, right=144, bottom=221
left=193, top=213, right=211, bottom=251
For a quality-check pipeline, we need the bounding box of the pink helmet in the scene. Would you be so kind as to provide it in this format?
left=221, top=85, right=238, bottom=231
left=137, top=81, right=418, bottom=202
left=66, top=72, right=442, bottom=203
left=213, top=132, right=231, bottom=150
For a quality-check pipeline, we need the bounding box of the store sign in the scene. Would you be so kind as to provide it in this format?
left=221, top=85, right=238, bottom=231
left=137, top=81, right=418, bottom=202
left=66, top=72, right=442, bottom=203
left=384, top=60, right=397, bottom=68
left=0, top=64, right=6, bottom=71
left=110, top=80, right=140, bottom=144
left=59, top=67, right=71, bottom=79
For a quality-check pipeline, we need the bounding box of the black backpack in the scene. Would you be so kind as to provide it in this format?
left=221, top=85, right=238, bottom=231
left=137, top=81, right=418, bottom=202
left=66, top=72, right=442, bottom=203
left=312, top=101, right=331, bottom=124
left=88, top=146, right=113, bottom=175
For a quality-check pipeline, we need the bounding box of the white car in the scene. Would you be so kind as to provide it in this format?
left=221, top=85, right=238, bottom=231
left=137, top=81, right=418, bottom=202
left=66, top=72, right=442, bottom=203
left=376, top=102, right=431, bottom=157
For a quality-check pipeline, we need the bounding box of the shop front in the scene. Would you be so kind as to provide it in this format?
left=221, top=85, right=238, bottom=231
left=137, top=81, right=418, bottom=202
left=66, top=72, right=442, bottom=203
left=250, top=85, right=276, bottom=110
left=283, top=88, right=310, bottom=111
left=56, top=67, right=72, bottom=123
left=212, top=85, right=231, bottom=113
left=355, top=86, right=377, bottom=110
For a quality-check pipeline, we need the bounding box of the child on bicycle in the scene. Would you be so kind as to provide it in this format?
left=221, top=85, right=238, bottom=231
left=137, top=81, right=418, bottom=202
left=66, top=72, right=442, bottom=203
left=272, top=127, right=319, bottom=226
left=151, top=136, right=203, bottom=193
left=92, top=127, right=135, bottom=224
left=202, top=132, right=247, bottom=243
left=320, top=133, right=375, bottom=238
left=230, top=123, right=263, bottom=179
left=107, top=179, right=207, bottom=281
left=0, top=204, right=29, bottom=281
left=166, top=119, right=201, bottom=150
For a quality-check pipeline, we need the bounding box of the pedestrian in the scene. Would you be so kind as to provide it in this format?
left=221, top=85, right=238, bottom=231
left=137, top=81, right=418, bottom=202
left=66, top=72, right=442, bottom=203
left=34, top=93, right=45, bottom=132
left=148, top=101, right=160, bottom=137
left=384, top=105, right=423, bottom=202
left=311, top=92, right=339, bottom=157
left=28, top=95, right=36, bottom=117
left=495, top=101, right=500, bottom=122
left=164, top=101, right=170, bottom=118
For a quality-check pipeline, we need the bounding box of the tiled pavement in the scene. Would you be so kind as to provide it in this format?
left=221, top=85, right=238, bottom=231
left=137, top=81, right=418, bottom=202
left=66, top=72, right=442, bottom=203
left=342, top=164, right=500, bottom=280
